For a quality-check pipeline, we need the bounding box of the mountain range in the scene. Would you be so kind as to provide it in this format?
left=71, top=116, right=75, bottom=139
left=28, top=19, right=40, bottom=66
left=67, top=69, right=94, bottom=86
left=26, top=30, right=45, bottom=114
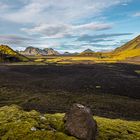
left=20, top=47, right=59, bottom=56
left=0, top=35, right=140, bottom=62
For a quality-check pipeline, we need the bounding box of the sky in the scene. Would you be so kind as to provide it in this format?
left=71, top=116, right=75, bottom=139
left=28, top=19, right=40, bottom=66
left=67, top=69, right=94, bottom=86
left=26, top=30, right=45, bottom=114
left=0, top=0, right=140, bottom=53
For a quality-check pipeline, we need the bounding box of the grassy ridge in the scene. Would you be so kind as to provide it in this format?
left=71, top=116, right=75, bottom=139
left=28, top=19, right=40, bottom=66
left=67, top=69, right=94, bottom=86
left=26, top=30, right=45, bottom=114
left=109, top=35, right=140, bottom=61
left=0, top=105, right=139, bottom=140
left=111, top=48, right=140, bottom=60
left=0, top=45, right=29, bottom=62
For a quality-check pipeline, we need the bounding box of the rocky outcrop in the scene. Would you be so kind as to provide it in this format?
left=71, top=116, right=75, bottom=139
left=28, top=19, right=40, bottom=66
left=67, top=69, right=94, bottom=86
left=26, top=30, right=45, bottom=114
left=64, top=104, right=97, bottom=140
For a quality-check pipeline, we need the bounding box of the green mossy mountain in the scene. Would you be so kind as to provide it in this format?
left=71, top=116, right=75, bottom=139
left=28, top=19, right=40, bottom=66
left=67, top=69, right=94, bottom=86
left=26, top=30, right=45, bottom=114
left=0, top=45, right=29, bottom=62
left=0, top=105, right=139, bottom=140
left=114, top=35, right=140, bottom=52
left=111, top=35, right=140, bottom=60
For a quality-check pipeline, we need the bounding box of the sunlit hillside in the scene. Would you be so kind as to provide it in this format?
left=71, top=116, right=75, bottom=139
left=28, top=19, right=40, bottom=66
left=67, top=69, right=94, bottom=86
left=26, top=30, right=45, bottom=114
left=0, top=45, right=29, bottom=62
left=110, top=35, right=140, bottom=60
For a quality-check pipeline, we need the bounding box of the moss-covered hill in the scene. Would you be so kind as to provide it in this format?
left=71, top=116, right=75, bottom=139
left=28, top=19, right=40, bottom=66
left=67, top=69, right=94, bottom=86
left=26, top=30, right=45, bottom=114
left=111, top=35, right=140, bottom=60
left=0, top=105, right=139, bottom=140
left=0, top=45, right=29, bottom=62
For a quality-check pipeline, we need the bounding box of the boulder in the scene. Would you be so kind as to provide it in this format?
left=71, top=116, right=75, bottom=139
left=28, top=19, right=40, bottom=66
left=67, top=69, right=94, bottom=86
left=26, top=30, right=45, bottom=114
left=64, top=104, right=97, bottom=140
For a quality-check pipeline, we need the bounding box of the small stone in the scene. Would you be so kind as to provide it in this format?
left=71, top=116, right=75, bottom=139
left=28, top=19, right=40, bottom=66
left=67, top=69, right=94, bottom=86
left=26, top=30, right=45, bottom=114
left=40, top=115, right=46, bottom=120
left=96, top=86, right=101, bottom=89
left=31, top=127, right=37, bottom=131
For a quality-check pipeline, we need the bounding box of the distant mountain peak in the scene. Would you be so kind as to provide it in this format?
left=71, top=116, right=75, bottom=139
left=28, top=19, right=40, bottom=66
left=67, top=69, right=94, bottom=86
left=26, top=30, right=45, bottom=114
left=26, top=46, right=34, bottom=49
left=44, top=48, right=54, bottom=51
left=83, top=49, right=94, bottom=53
left=79, top=48, right=95, bottom=56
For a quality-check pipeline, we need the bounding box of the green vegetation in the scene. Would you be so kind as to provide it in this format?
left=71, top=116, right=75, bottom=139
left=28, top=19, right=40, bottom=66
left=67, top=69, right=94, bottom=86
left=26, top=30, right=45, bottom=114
left=0, top=105, right=139, bottom=140
left=0, top=105, right=77, bottom=140
left=135, top=70, right=140, bottom=74
left=110, top=35, right=140, bottom=61
left=27, top=55, right=117, bottom=65
left=0, top=45, right=29, bottom=62
left=96, top=117, right=140, bottom=140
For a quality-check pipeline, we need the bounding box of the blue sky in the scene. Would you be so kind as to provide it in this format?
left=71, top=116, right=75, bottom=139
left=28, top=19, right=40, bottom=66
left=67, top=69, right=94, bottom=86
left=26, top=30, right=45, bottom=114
left=0, top=0, right=140, bottom=52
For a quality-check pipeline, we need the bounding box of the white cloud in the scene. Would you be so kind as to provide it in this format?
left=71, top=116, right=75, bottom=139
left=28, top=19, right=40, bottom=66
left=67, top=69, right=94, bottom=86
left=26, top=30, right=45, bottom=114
left=133, top=12, right=140, bottom=17
left=22, top=24, right=71, bottom=38
left=0, top=2, right=10, bottom=11
left=22, top=22, right=112, bottom=38
left=0, top=35, right=33, bottom=45
left=74, top=22, right=112, bottom=30
left=0, top=0, right=133, bottom=52
left=2, top=2, right=46, bottom=23
left=0, top=0, right=131, bottom=24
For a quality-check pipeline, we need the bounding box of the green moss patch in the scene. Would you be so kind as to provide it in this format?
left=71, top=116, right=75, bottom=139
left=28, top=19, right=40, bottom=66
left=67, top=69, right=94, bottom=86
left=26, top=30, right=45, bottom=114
left=0, top=105, right=139, bottom=140
left=0, top=105, right=77, bottom=140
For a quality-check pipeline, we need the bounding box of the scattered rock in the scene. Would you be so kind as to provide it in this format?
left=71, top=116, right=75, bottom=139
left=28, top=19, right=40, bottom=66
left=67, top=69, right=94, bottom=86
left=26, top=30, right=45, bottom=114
left=64, top=103, right=97, bottom=140
left=40, top=115, right=46, bottom=121
left=31, top=127, right=37, bottom=131
left=96, top=86, right=101, bottom=89
left=127, top=130, right=133, bottom=134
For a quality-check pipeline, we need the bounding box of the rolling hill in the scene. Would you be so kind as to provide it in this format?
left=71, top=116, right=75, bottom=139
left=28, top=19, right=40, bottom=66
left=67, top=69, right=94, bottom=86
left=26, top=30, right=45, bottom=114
left=111, top=35, right=140, bottom=60
left=0, top=45, right=29, bottom=62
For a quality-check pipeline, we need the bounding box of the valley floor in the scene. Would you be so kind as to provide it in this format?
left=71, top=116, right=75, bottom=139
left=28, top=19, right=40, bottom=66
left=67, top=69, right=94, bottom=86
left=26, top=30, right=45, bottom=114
left=0, top=63, right=140, bottom=120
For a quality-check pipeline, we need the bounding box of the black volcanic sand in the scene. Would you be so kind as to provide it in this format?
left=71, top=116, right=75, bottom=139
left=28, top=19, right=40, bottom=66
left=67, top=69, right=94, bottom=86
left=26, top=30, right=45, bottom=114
left=0, top=63, right=140, bottom=120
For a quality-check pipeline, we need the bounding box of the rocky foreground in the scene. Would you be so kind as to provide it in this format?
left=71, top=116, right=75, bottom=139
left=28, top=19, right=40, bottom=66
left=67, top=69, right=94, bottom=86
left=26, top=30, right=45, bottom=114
left=0, top=104, right=139, bottom=140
